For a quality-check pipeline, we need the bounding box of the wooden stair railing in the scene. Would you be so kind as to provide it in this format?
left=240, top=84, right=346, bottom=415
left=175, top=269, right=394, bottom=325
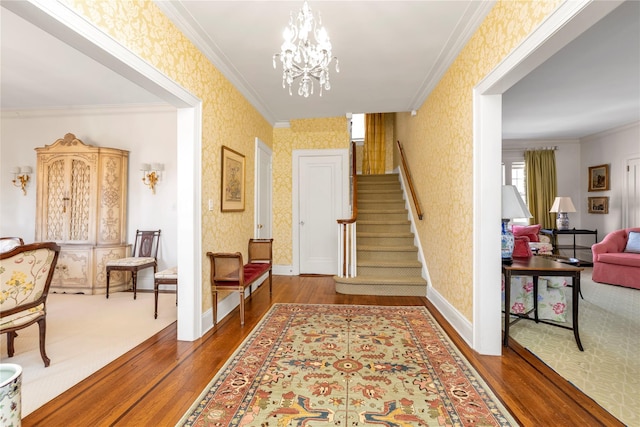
left=337, top=141, right=357, bottom=278
left=397, top=140, right=423, bottom=220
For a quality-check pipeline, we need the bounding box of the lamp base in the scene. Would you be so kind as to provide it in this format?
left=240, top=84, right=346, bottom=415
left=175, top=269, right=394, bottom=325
left=556, top=212, right=570, bottom=230
left=501, top=219, right=514, bottom=261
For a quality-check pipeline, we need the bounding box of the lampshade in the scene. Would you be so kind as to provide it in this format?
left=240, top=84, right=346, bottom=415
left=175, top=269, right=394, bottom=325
left=549, top=197, right=576, bottom=213
left=501, top=185, right=533, bottom=219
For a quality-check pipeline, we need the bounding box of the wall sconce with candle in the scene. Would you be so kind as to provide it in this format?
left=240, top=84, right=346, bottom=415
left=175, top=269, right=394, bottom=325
left=140, top=163, right=163, bottom=194
left=11, top=166, right=33, bottom=195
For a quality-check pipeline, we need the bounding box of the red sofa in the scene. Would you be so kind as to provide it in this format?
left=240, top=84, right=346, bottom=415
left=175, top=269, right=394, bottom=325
left=591, top=227, right=640, bottom=289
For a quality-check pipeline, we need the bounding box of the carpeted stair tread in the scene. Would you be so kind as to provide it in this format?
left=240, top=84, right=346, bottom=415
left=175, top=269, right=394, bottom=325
left=357, top=231, right=414, bottom=237
left=334, top=276, right=426, bottom=296
left=334, top=275, right=427, bottom=286
left=358, top=220, right=411, bottom=225
left=358, top=209, right=407, bottom=214
left=358, top=259, right=422, bottom=267
left=358, top=203, right=406, bottom=209
left=357, top=245, right=417, bottom=252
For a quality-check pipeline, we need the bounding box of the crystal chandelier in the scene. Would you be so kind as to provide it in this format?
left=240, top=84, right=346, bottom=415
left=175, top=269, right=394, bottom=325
left=273, top=1, right=339, bottom=97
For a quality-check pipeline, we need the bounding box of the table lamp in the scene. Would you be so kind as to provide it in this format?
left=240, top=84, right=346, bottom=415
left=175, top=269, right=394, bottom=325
left=502, top=185, right=533, bottom=263
left=549, top=196, right=576, bottom=230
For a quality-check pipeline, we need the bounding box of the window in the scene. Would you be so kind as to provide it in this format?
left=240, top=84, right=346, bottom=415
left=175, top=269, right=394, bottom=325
left=351, top=113, right=365, bottom=144
left=502, top=159, right=529, bottom=223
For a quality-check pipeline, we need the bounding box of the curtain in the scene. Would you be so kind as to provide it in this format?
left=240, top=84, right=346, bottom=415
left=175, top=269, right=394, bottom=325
left=525, top=149, right=557, bottom=229
left=362, top=113, right=385, bottom=174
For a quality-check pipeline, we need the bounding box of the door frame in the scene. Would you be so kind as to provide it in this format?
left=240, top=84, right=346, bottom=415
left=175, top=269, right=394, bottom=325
left=8, top=0, right=204, bottom=341
left=472, top=0, right=622, bottom=355
left=254, top=138, right=273, bottom=239
left=292, top=149, right=349, bottom=275
left=624, top=156, right=640, bottom=228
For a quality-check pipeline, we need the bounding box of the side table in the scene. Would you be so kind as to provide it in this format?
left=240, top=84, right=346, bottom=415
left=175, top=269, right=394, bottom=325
left=503, top=256, right=584, bottom=351
left=540, top=228, right=597, bottom=266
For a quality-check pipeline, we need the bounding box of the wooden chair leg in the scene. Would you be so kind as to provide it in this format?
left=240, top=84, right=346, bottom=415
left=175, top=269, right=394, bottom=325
left=132, top=271, right=138, bottom=300
left=213, top=291, right=218, bottom=325
left=154, top=280, right=159, bottom=319
left=239, top=291, right=245, bottom=325
left=37, top=318, right=51, bottom=367
left=6, top=331, right=17, bottom=357
left=269, top=270, right=273, bottom=295
left=106, top=268, right=111, bottom=299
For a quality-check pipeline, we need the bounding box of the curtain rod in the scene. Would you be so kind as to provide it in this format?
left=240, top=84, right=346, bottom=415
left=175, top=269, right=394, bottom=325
left=524, top=146, right=558, bottom=151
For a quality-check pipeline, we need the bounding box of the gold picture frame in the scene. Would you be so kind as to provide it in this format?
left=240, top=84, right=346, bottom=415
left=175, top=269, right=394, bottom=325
left=587, top=196, right=609, bottom=214
left=588, top=164, right=609, bottom=192
left=221, top=146, right=245, bottom=212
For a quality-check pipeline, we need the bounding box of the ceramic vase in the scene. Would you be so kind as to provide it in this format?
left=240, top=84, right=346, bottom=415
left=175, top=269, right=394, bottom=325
left=0, top=363, right=22, bottom=427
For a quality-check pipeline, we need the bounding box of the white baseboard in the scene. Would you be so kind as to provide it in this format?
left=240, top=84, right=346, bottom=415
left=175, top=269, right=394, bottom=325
left=200, top=271, right=272, bottom=331
left=427, top=285, right=473, bottom=348
left=273, top=264, right=294, bottom=275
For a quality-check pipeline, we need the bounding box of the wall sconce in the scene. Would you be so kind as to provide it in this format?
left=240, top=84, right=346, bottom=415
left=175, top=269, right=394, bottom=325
left=140, top=163, right=163, bottom=194
left=11, top=166, right=32, bottom=195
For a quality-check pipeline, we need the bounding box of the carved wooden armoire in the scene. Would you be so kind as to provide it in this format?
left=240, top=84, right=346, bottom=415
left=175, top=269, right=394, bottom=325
left=35, top=133, right=130, bottom=294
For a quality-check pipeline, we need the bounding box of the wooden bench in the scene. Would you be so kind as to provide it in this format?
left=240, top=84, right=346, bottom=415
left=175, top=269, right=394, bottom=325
left=206, top=238, right=273, bottom=325
left=154, top=266, right=177, bottom=319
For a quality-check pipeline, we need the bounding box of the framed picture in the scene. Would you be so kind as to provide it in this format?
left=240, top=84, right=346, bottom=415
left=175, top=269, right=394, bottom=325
left=588, top=196, right=609, bottom=214
left=588, top=164, right=609, bottom=192
left=221, top=146, right=245, bottom=212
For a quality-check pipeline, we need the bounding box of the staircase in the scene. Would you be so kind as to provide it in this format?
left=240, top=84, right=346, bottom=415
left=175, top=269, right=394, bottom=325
left=334, top=173, right=427, bottom=296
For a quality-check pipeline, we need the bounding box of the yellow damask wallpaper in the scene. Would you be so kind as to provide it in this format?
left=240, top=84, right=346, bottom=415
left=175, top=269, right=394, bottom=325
left=272, top=117, right=350, bottom=265
left=395, top=0, right=562, bottom=321
left=63, top=0, right=563, bottom=323
left=65, top=0, right=273, bottom=311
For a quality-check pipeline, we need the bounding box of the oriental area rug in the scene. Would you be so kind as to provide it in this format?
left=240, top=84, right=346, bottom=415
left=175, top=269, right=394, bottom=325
left=178, top=304, right=517, bottom=426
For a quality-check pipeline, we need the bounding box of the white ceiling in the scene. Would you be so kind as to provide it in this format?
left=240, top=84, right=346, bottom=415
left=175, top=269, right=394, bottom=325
left=1, top=1, right=638, bottom=139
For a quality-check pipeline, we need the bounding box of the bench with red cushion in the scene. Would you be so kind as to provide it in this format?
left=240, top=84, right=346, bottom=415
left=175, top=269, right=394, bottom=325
left=206, top=239, right=273, bottom=325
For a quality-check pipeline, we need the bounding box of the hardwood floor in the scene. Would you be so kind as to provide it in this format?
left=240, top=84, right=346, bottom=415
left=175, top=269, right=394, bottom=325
left=23, top=275, right=621, bottom=426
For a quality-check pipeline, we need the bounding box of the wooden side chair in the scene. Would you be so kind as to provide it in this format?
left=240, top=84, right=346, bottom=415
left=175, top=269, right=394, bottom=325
left=106, top=229, right=161, bottom=299
left=1, top=241, right=60, bottom=367
left=154, top=266, right=177, bottom=319
left=207, top=238, right=273, bottom=325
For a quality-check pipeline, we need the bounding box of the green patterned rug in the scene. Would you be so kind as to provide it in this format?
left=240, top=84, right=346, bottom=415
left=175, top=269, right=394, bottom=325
left=178, top=304, right=517, bottom=426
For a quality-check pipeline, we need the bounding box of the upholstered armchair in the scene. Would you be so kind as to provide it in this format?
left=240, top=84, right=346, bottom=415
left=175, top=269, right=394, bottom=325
left=1, top=241, right=60, bottom=367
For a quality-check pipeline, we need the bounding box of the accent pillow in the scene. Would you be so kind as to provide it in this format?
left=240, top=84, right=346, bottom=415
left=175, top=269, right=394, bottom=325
left=512, top=224, right=541, bottom=242
left=513, top=236, right=532, bottom=258
left=624, top=231, right=640, bottom=253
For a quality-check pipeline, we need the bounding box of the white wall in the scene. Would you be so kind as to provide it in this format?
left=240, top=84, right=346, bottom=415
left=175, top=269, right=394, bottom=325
left=0, top=105, right=178, bottom=290
left=580, top=121, right=640, bottom=236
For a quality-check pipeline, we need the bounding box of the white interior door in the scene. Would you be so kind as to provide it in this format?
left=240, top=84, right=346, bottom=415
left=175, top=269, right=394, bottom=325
left=255, top=138, right=272, bottom=238
left=297, top=152, right=346, bottom=274
left=625, top=157, right=640, bottom=228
